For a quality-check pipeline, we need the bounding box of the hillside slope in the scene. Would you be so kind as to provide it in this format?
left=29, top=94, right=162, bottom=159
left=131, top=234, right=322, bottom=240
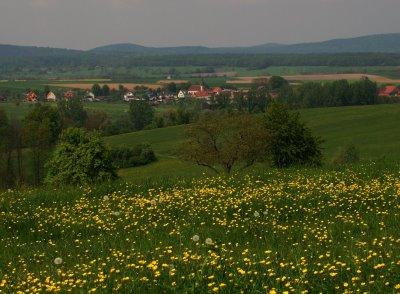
left=104, top=104, right=400, bottom=182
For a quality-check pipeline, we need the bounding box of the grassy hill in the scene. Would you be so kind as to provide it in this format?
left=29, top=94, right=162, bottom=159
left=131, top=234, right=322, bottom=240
left=105, top=104, right=400, bottom=182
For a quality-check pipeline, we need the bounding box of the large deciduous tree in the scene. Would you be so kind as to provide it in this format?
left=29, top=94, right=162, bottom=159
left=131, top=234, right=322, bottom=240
left=180, top=111, right=270, bottom=173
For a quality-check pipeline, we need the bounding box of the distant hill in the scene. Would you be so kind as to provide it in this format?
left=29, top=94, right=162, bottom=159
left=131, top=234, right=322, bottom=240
left=90, top=33, right=400, bottom=55
left=0, top=44, right=81, bottom=57
left=1, top=33, right=400, bottom=58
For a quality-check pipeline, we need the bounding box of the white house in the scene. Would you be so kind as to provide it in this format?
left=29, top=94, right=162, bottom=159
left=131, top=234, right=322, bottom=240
left=46, top=91, right=57, bottom=102
left=177, top=90, right=187, bottom=99
left=123, top=92, right=135, bottom=102
left=84, top=92, right=96, bottom=102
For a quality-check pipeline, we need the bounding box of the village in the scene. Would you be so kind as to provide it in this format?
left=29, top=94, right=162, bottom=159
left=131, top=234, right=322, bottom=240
left=12, top=82, right=400, bottom=105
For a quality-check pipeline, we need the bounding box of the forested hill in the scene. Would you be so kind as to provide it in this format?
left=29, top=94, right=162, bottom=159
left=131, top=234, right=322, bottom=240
left=1, top=33, right=400, bottom=58
left=91, top=33, right=400, bottom=55
left=0, top=44, right=81, bottom=57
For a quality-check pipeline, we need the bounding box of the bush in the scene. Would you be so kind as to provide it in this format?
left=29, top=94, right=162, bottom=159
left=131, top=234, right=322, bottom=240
left=333, top=145, right=361, bottom=165
left=110, top=145, right=157, bottom=169
left=45, top=128, right=117, bottom=186
left=265, top=103, right=323, bottom=168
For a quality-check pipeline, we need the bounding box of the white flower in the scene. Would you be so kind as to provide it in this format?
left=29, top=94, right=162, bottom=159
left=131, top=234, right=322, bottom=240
left=205, top=238, right=213, bottom=245
left=263, top=211, right=268, bottom=216
left=103, top=195, right=109, bottom=201
left=54, top=257, right=63, bottom=265
left=192, top=235, right=200, bottom=242
left=112, top=211, right=120, bottom=216
left=254, top=211, right=260, bottom=218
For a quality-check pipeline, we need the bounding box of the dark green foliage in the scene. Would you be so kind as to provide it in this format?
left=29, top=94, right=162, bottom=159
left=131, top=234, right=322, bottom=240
left=265, top=103, right=322, bottom=168
left=282, top=78, right=378, bottom=108
left=110, top=145, right=157, bottom=169
left=23, top=104, right=62, bottom=185
left=333, top=145, right=361, bottom=165
left=91, top=84, right=102, bottom=97
left=129, top=100, right=155, bottom=131
left=45, top=128, right=117, bottom=186
left=102, top=84, right=111, bottom=97
left=268, top=76, right=289, bottom=90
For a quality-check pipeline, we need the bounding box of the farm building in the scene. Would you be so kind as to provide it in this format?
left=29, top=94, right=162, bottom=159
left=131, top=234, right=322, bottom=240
left=378, top=85, right=400, bottom=97
left=46, top=91, right=57, bottom=102
left=25, top=91, right=38, bottom=102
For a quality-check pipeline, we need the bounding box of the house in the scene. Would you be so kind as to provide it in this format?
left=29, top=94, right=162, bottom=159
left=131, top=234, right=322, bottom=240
left=123, top=92, right=135, bottom=102
left=64, top=90, right=74, bottom=100
left=378, top=85, right=400, bottom=97
left=211, top=87, right=223, bottom=96
left=25, top=91, right=38, bottom=102
left=177, top=90, right=187, bottom=99
left=46, top=91, right=57, bottom=102
left=84, top=92, right=96, bottom=102
left=188, top=85, right=205, bottom=97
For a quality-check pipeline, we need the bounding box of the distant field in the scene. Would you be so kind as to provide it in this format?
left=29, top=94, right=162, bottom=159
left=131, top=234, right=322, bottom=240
left=0, top=102, right=175, bottom=121
left=228, top=73, right=400, bottom=84
left=105, top=104, right=400, bottom=182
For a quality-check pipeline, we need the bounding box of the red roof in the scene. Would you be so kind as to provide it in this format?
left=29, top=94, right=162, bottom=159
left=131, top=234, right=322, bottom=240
left=25, top=91, right=38, bottom=102
left=195, top=91, right=211, bottom=98
left=188, top=85, right=204, bottom=92
left=211, top=87, right=223, bottom=95
left=379, top=85, right=399, bottom=96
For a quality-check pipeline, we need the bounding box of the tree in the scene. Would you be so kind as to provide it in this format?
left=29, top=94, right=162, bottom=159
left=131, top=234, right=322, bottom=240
left=58, top=97, right=88, bottom=128
left=0, top=109, right=12, bottom=188
left=92, top=84, right=102, bottom=97
left=45, top=128, right=117, bottom=186
left=129, top=100, right=155, bottom=130
left=23, top=104, right=62, bottom=185
left=268, top=76, right=289, bottom=90
left=180, top=112, right=270, bottom=173
left=264, top=103, right=322, bottom=168
left=102, top=84, right=110, bottom=97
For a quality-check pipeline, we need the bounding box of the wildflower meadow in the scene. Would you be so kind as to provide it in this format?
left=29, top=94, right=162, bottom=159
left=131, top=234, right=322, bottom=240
left=1, top=164, right=400, bottom=293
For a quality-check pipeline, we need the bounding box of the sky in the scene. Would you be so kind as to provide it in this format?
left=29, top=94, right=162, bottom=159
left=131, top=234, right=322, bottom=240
left=0, top=0, right=399, bottom=50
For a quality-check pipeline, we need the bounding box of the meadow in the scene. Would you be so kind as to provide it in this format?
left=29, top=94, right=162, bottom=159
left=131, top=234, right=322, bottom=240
left=1, top=164, right=400, bottom=292
left=104, top=104, right=400, bottom=182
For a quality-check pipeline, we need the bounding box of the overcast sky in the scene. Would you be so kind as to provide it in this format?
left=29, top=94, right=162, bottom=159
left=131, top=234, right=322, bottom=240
left=0, top=0, right=399, bottom=50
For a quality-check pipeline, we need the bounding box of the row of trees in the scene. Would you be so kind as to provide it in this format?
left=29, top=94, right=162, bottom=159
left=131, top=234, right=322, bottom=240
left=280, top=78, right=379, bottom=108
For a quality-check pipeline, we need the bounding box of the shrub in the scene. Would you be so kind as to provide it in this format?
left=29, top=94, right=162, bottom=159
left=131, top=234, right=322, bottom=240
left=45, top=128, right=117, bottom=186
left=110, top=145, right=157, bottom=169
left=333, top=145, right=361, bottom=165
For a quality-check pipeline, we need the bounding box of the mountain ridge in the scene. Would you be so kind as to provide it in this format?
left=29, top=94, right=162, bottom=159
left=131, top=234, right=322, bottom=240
left=1, top=33, right=400, bottom=57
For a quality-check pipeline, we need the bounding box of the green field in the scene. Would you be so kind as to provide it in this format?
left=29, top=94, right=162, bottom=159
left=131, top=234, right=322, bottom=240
left=0, top=102, right=177, bottom=121
left=104, top=104, right=400, bottom=182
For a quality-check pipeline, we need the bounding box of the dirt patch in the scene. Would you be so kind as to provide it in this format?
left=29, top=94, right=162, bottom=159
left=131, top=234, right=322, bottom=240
left=50, top=83, right=161, bottom=90
left=227, top=74, right=400, bottom=84
left=157, top=80, right=188, bottom=84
